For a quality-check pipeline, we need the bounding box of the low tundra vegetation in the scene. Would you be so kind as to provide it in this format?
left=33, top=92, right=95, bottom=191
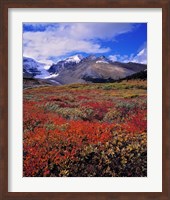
left=23, top=80, right=147, bottom=177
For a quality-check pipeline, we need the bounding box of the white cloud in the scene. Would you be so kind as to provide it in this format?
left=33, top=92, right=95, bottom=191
left=109, top=54, right=130, bottom=63
left=23, top=23, right=136, bottom=63
left=108, top=55, right=118, bottom=62
left=109, top=43, right=147, bottom=64
left=131, top=47, right=147, bottom=64
left=61, top=23, right=135, bottom=40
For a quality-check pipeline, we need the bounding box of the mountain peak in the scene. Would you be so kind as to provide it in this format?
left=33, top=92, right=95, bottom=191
left=98, top=55, right=107, bottom=60
left=65, top=54, right=84, bottom=64
left=95, top=55, right=110, bottom=64
left=86, top=55, right=97, bottom=61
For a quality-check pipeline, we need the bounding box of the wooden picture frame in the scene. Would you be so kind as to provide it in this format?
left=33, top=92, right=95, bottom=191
left=0, top=0, right=169, bottom=199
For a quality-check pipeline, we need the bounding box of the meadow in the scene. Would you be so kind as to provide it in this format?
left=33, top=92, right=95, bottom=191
left=23, top=80, right=147, bottom=177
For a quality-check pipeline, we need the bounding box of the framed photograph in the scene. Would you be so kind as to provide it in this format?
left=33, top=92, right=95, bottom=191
left=0, top=0, right=169, bottom=199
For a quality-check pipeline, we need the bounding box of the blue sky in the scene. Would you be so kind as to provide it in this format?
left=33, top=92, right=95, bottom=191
left=23, top=23, right=147, bottom=65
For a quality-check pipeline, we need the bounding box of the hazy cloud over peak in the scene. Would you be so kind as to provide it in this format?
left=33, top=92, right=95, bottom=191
left=109, top=42, right=147, bottom=64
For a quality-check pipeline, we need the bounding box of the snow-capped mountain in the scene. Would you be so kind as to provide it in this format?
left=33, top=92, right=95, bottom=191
left=23, top=54, right=147, bottom=85
left=64, top=54, right=84, bottom=64
left=96, top=56, right=110, bottom=64
left=48, top=54, right=84, bottom=74
left=23, top=57, right=51, bottom=78
left=47, top=55, right=147, bottom=85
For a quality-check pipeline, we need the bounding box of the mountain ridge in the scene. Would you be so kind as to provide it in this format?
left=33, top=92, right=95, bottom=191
left=23, top=54, right=147, bottom=85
